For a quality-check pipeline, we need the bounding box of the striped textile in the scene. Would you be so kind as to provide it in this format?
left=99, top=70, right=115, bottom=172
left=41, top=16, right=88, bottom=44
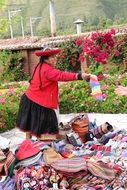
left=91, top=122, right=113, bottom=139
left=0, top=176, right=16, bottom=190
left=52, top=157, right=116, bottom=180
left=59, top=170, right=88, bottom=178
left=51, top=157, right=87, bottom=173
left=0, top=151, right=15, bottom=175
left=89, top=75, right=103, bottom=101
left=87, top=160, right=116, bottom=180
left=0, top=149, right=6, bottom=161
left=15, top=151, right=42, bottom=167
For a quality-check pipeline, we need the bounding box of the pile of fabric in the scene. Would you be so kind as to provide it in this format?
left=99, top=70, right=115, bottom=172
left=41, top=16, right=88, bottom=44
left=0, top=114, right=127, bottom=190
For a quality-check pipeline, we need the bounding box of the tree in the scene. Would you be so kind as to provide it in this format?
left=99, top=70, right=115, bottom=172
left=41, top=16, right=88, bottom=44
left=98, top=18, right=107, bottom=29
left=106, top=18, right=113, bottom=27
left=0, top=0, right=6, bottom=10
left=0, top=0, right=8, bottom=38
left=0, top=19, right=9, bottom=37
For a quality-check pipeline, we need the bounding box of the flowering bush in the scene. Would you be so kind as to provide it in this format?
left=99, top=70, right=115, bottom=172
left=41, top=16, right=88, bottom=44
left=56, top=29, right=127, bottom=81
left=59, top=75, right=127, bottom=114
left=110, top=33, right=127, bottom=71
left=75, top=29, right=116, bottom=79
left=1, top=74, right=127, bottom=132
left=0, top=84, right=27, bottom=132
left=0, top=50, right=28, bottom=84
left=56, top=40, right=81, bottom=72
left=56, top=29, right=124, bottom=79
left=76, top=29, right=115, bottom=63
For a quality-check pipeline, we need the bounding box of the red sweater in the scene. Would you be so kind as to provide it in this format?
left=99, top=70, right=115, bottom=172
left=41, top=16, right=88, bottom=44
left=26, top=63, right=77, bottom=109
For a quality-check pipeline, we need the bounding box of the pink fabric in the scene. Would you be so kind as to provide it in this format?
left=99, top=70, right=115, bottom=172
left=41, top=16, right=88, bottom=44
left=121, top=136, right=127, bottom=142
left=16, top=140, right=40, bottom=160
left=26, top=63, right=77, bottom=109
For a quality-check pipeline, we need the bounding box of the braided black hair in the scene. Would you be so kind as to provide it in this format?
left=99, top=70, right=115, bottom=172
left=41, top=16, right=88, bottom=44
left=29, top=56, right=48, bottom=89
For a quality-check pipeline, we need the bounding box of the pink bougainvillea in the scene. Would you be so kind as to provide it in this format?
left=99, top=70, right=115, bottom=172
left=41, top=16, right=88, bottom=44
left=0, top=98, right=5, bottom=104
left=76, top=29, right=116, bottom=65
left=75, top=29, right=116, bottom=81
left=7, top=85, right=14, bottom=96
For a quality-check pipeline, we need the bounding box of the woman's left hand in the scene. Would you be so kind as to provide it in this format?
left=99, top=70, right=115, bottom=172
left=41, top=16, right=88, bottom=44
left=81, top=73, right=90, bottom=81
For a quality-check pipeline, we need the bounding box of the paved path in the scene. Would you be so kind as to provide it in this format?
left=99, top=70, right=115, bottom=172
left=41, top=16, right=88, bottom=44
left=1, top=113, right=127, bottom=153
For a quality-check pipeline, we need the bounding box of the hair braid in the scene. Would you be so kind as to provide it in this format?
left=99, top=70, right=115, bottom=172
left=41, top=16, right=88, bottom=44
left=29, top=56, right=48, bottom=89
left=29, top=63, right=40, bottom=83
left=39, top=63, right=43, bottom=89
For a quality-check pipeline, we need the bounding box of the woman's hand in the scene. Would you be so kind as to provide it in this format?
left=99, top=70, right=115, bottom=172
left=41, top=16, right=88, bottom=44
left=81, top=73, right=90, bottom=82
left=115, top=86, right=127, bottom=96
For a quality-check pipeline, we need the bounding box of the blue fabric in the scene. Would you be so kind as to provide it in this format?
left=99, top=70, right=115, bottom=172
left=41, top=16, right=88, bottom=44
left=0, top=177, right=16, bottom=190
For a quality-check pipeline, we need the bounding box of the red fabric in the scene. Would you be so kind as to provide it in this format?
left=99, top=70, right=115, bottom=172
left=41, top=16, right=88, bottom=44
left=26, top=63, right=77, bottom=109
left=16, top=140, right=40, bottom=160
left=35, top=48, right=61, bottom=56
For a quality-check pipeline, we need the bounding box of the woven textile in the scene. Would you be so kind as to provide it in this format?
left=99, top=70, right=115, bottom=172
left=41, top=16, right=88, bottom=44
left=43, top=148, right=62, bottom=165
left=0, top=149, right=6, bottom=161
left=0, top=151, right=15, bottom=175
left=89, top=74, right=103, bottom=101
left=0, top=177, right=16, bottom=190
left=51, top=157, right=87, bottom=173
left=87, top=160, right=116, bottom=180
left=52, top=157, right=116, bottom=180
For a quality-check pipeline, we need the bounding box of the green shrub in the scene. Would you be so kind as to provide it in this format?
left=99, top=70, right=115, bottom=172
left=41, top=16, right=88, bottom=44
left=59, top=76, right=127, bottom=114
left=0, top=85, right=26, bottom=132
left=0, top=50, right=28, bottom=84
left=56, top=40, right=81, bottom=72
left=110, top=33, right=127, bottom=65
left=0, top=75, right=127, bottom=133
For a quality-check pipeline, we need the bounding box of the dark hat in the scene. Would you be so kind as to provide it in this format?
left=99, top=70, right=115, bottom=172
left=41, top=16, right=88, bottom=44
left=35, top=47, right=61, bottom=57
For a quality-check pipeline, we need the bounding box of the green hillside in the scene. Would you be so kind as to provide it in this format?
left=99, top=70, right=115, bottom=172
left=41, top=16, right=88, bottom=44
left=0, top=0, right=127, bottom=38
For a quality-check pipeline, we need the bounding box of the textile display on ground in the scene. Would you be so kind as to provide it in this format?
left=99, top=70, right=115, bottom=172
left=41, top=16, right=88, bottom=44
left=0, top=113, right=127, bottom=190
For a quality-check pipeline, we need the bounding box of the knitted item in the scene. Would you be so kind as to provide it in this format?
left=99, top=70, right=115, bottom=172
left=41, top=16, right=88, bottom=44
left=84, top=132, right=94, bottom=141
left=70, top=114, right=89, bottom=143
left=98, top=132, right=116, bottom=145
left=66, top=132, right=82, bottom=147
left=89, top=74, right=103, bottom=101
left=91, top=122, right=113, bottom=139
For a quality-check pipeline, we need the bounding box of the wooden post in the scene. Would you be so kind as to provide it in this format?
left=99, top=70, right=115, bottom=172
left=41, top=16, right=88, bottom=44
left=8, top=10, right=13, bottom=39
left=49, top=0, right=56, bottom=37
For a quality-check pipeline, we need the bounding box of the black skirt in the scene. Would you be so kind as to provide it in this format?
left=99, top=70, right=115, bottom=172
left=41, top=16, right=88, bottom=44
left=16, top=94, right=58, bottom=136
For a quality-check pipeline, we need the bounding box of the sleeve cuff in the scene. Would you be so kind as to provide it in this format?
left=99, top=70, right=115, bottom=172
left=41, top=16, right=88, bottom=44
left=77, top=73, right=83, bottom=80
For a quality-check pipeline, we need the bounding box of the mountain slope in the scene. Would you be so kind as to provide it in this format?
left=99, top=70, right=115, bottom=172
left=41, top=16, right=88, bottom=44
left=0, top=0, right=127, bottom=37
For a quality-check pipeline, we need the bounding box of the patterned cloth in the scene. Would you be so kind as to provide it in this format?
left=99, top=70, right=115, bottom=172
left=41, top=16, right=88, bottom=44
left=0, top=151, right=15, bottom=176
left=87, top=160, right=116, bottom=180
left=51, top=157, right=87, bottom=173
left=89, top=74, right=103, bottom=101
left=51, top=156, right=117, bottom=181
left=0, top=177, right=16, bottom=190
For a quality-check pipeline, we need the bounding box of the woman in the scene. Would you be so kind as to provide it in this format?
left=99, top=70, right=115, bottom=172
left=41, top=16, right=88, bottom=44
left=16, top=47, right=90, bottom=139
